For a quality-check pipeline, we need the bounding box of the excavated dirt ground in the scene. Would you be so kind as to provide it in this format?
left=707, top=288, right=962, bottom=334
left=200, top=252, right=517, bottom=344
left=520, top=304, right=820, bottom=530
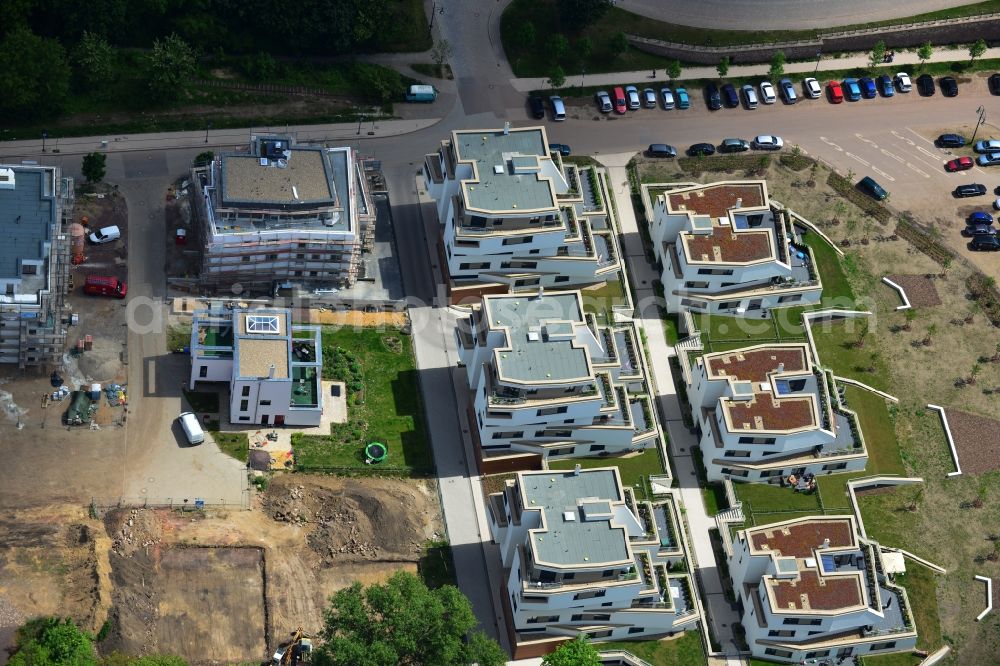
left=0, top=475, right=442, bottom=665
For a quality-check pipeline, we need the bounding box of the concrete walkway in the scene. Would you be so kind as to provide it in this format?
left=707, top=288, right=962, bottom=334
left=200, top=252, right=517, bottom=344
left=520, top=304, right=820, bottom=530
left=600, top=156, right=745, bottom=663
left=510, top=45, right=1000, bottom=92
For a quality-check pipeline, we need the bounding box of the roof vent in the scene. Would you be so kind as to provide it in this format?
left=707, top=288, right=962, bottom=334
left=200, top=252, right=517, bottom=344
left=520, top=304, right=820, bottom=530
left=494, top=164, right=504, bottom=174
left=778, top=362, right=785, bottom=373
left=735, top=197, right=743, bottom=208
left=504, top=121, right=511, bottom=135
left=563, top=511, right=576, bottom=522
left=821, top=537, right=831, bottom=549
left=573, top=463, right=581, bottom=476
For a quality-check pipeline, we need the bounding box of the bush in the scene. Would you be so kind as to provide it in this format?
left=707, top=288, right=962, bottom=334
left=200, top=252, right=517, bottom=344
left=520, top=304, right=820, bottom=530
left=827, top=172, right=891, bottom=223
left=679, top=154, right=769, bottom=175
left=894, top=216, right=952, bottom=266
left=779, top=153, right=814, bottom=171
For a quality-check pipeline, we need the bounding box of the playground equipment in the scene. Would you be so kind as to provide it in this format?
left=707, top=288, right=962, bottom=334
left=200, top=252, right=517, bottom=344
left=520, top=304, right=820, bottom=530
left=365, top=442, right=388, bottom=464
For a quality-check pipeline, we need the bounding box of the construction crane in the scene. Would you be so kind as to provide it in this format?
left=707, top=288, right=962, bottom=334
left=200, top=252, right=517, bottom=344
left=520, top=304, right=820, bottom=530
left=272, top=628, right=312, bottom=665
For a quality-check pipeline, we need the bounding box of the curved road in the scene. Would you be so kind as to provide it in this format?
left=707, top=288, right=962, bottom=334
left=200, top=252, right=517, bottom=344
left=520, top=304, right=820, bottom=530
left=619, top=0, right=987, bottom=30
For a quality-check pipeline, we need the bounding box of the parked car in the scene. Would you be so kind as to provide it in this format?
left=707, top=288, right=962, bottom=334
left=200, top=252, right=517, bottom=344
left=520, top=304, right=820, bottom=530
left=977, top=152, right=1000, bottom=166
left=612, top=86, right=627, bottom=114
left=940, top=76, right=958, bottom=97
left=675, top=87, right=690, bottom=109
left=803, top=77, right=822, bottom=99
left=843, top=78, right=862, bottom=101
left=528, top=95, right=545, bottom=119
left=974, top=139, right=1000, bottom=153
left=741, top=84, right=758, bottom=109
left=946, top=156, right=974, bottom=172
left=938, top=133, right=966, bottom=148
left=877, top=74, right=895, bottom=97
left=660, top=87, right=675, bottom=110
left=595, top=91, right=612, bottom=113
left=705, top=83, right=722, bottom=110
left=858, top=176, right=887, bottom=201
left=548, top=143, right=571, bottom=156
left=549, top=96, right=566, bottom=121
left=990, top=73, right=1000, bottom=95
left=955, top=183, right=988, bottom=198
left=968, top=211, right=994, bottom=226
left=721, top=83, right=739, bottom=108
left=964, top=223, right=996, bottom=237
left=751, top=135, right=784, bottom=151
left=719, top=138, right=750, bottom=153
left=895, top=72, right=912, bottom=92
left=759, top=81, right=776, bottom=104
left=994, top=197, right=1000, bottom=211
left=778, top=78, right=797, bottom=104
left=970, top=233, right=1000, bottom=251
left=687, top=143, right=716, bottom=156
left=89, top=225, right=121, bottom=244
left=625, top=85, right=641, bottom=110
left=916, top=74, right=935, bottom=96
left=859, top=77, right=877, bottom=99
left=642, top=88, right=657, bottom=108
left=827, top=80, right=844, bottom=103
left=647, top=143, right=677, bottom=158
left=83, top=275, right=127, bottom=298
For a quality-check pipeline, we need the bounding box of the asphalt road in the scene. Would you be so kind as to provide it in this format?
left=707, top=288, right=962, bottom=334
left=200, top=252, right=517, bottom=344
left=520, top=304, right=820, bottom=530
left=618, top=0, right=987, bottom=30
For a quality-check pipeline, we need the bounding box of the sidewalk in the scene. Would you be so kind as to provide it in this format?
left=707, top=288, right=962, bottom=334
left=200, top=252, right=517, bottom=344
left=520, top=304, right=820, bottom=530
left=601, top=156, right=745, bottom=664
left=510, top=45, right=1000, bottom=92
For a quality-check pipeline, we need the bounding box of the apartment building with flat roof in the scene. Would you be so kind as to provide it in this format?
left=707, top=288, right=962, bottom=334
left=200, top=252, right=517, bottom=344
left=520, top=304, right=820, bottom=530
left=644, top=181, right=822, bottom=315
left=729, top=516, right=916, bottom=663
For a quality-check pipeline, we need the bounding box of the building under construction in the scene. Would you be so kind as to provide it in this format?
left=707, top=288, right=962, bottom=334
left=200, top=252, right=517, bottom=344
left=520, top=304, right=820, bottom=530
left=191, top=136, right=375, bottom=294
left=0, top=164, right=72, bottom=369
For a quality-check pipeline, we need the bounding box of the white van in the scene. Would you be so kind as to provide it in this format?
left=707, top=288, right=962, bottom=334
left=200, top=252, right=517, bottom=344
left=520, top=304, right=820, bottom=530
left=178, top=411, right=205, bottom=445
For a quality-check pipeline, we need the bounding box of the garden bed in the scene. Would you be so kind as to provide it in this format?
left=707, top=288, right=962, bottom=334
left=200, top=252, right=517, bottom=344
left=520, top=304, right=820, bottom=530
left=894, top=216, right=953, bottom=266
left=827, top=172, right=891, bottom=224
left=886, top=275, right=942, bottom=308
left=678, top=154, right=770, bottom=176
left=944, top=409, right=1000, bottom=474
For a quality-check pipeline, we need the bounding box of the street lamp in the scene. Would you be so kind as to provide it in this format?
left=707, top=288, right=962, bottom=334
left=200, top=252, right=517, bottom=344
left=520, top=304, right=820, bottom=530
left=581, top=68, right=587, bottom=91
left=41, top=131, right=48, bottom=152
left=971, top=105, right=987, bottom=144
left=814, top=52, right=822, bottom=74
left=205, top=122, right=212, bottom=144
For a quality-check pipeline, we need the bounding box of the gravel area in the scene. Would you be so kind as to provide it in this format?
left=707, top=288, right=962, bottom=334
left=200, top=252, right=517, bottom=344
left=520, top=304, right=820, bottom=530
left=887, top=274, right=942, bottom=308
left=945, top=408, right=1000, bottom=474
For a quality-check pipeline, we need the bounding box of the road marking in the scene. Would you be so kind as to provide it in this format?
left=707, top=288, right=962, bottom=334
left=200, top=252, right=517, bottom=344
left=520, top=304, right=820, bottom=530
left=906, top=127, right=935, bottom=145
left=891, top=130, right=916, bottom=146
left=872, top=167, right=896, bottom=182
left=820, top=137, right=843, bottom=152
left=916, top=146, right=940, bottom=160
left=905, top=162, right=930, bottom=178
left=846, top=152, right=871, bottom=168
left=880, top=149, right=905, bottom=164
left=855, top=133, right=878, bottom=148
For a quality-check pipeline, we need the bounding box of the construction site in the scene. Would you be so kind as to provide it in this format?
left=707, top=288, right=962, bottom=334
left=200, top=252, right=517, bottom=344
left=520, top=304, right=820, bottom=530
left=0, top=475, right=443, bottom=664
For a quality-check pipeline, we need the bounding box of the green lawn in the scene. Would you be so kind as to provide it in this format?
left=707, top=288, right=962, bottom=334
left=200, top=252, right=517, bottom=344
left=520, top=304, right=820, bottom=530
left=696, top=309, right=808, bottom=349
left=419, top=539, right=456, bottom=589
left=801, top=232, right=854, bottom=304
left=211, top=431, right=248, bottom=463
left=182, top=390, right=219, bottom=414
left=894, top=563, right=944, bottom=652
left=701, top=483, right=727, bottom=517
left=292, top=328, right=431, bottom=473
left=856, top=486, right=931, bottom=561
left=811, top=322, right=892, bottom=392
left=734, top=481, right=823, bottom=514
left=859, top=654, right=923, bottom=666
left=662, top=313, right=681, bottom=345
left=599, top=630, right=707, bottom=665
left=581, top=274, right=629, bottom=323
left=549, top=448, right=664, bottom=497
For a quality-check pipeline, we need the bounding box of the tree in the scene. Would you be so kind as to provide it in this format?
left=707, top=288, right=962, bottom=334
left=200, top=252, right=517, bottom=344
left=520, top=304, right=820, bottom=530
left=609, top=31, right=629, bottom=58
left=431, top=39, right=453, bottom=67
left=8, top=617, right=97, bottom=666
left=869, top=40, right=886, bottom=69
left=0, top=28, right=71, bottom=119
left=917, top=41, right=933, bottom=67
left=969, top=38, right=987, bottom=64
left=558, top=0, right=613, bottom=32
left=242, top=51, right=278, bottom=82
left=516, top=21, right=536, bottom=48
left=356, top=64, right=405, bottom=104
left=548, top=65, right=566, bottom=89
left=82, top=152, right=107, bottom=184
left=146, top=33, right=197, bottom=103
left=577, top=37, right=594, bottom=63
left=465, top=631, right=507, bottom=666
left=769, top=50, right=786, bottom=80
left=74, top=31, right=116, bottom=90
left=548, top=33, right=570, bottom=63
left=667, top=59, right=682, bottom=81
left=312, top=571, right=504, bottom=666
left=193, top=151, right=214, bottom=167
left=717, top=56, right=730, bottom=78
left=543, top=636, right=601, bottom=666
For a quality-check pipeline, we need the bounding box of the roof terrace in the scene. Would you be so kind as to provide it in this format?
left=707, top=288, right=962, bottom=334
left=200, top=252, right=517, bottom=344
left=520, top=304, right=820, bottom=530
left=707, top=346, right=809, bottom=384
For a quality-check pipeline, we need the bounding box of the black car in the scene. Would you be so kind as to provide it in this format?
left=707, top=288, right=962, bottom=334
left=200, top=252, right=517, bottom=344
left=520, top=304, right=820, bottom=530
left=647, top=144, right=677, bottom=158
left=705, top=83, right=722, bottom=110
left=916, top=74, right=935, bottom=96
left=687, top=142, right=716, bottom=156
left=719, top=138, right=750, bottom=153
left=955, top=183, right=988, bottom=198
left=937, top=133, right=965, bottom=148
left=990, top=73, right=1000, bottom=95
left=721, top=83, right=739, bottom=108
left=963, top=223, right=996, bottom=237
left=940, top=76, right=958, bottom=97
left=548, top=143, right=571, bottom=157
left=970, top=233, right=1000, bottom=251
left=528, top=95, right=545, bottom=119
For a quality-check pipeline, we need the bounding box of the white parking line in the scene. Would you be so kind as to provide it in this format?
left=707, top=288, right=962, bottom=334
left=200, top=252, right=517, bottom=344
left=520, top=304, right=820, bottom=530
left=916, top=145, right=940, bottom=160
left=905, top=162, right=930, bottom=178
left=880, top=148, right=905, bottom=164
left=846, top=152, right=871, bottom=168
left=855, top=133, right=878, bottom=148
left=891, top=130, right=916, bottom=146
left=820, top=137, right=844, bottom=152
left=872, top=167, right=896, bottom=182
left=906, top=128, right=935, bottom=145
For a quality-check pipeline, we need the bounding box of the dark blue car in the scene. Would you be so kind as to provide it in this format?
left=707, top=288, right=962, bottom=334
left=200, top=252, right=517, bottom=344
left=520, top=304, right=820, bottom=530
left=859, top=77, right=877, bottom=99
left=877, top=74, right=895, bottom=97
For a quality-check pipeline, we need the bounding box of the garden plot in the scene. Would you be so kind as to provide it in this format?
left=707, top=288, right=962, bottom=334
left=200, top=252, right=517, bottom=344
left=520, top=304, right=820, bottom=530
left=944, top=409, right=1000, bottom=475
left=886, top=274, right=943, bottom=308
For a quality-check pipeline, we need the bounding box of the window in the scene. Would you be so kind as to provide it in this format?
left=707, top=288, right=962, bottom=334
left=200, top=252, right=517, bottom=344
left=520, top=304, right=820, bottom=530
left=764, top=649, right=793, bottom=658
left=684, top=281, right=710, bottom=289
left=238, top=416, right=250, bottom=421
left=537, top=406, right=569, bottom=416
left=529, top=249, right=540, bottom=255
left=502, top=236, right=533, bottom=245
left=242, top=256, right=251, bottom=262
left=260, top=400, right=271, bottom=406
left=767, top=630, right=795, bottom=637
left=492, top=431, right=524, bottom=439
left=296, top=254, right=305, bottom=259
left=697, top=268, right=734, bottom=276
left=555, top=276, right=570, bottom=283
left=239, top=400, right=249, bottom=412
left=522, top=595, right=547, bottom=603
left=515, top=278, right=540, bottom=287
left=778, top=294, right=803, bottom=303
left=242, top=386, right=251, bottom=397
left=739, top=436, right=776, bottom=445
left=573, top=590, right=606, bottom=600
left=459, top=262, right=491, bottom=270
left=783, top=618, right=822, bottom=626
left=759, top=470, right=783, bottom=478
left=721, top=468, right=749, bottom=478
left=526, top=615, right=558, bottom=624
left=723, top=450, right=751, bottom=458
left=21, top=264, right=37, bottom=275
left=717, top=301, right=741, bottom=311
left=246, top=316, right=279, bottom=334
left=823, top=462, right=848, bottom=471
left=589, top=445, right=606, bottom=452
left=199, top=366, right=208, bottom=378
left=871, top=642, right=897, bottom=651
left=266, top=253, right=278, bottom=261
left=805, top=651, right=830, bottom=659
left=628, top=627, right=645, bottom=634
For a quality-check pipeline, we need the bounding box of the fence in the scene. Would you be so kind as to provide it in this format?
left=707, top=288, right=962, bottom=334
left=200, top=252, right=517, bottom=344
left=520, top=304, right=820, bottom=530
left=193, top=78, right=353, bottom=101
left=91, top=493, right=251, bottom=514
left=292, top=464, right=435, bottom=477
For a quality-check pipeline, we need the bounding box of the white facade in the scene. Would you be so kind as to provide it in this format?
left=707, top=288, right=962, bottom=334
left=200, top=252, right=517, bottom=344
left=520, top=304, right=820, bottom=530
left=189, top=308, right=322, bottom=427
left=645, top=181, right=822, bottom=315
left=424, top=127, right=620, bottom=293
left=729, top=516, right=917, bottom=663
left=487, top=469, right=699, bottom=646
left=687, top=344, right=867, bottom=482
left=455, top=291, right=659, bottom=466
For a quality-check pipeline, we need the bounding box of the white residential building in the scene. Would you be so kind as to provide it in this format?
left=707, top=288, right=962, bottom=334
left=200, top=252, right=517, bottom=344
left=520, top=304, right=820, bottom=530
left=188, top=308, right=322, bottom=427
left=456, top=291, right=659, bottom=473
left=192, top=136, right=374, bottom=293
left=424, top=126, right=620, bottom=301
left=0, top=164, right=72, bottom=368
left=687, top=343, right=867, bottom=482
left=645, top=181, right=822, bottom=315
left=487, top=468, right=699, bottom=658
left=729, top=516, right=917, bottom=663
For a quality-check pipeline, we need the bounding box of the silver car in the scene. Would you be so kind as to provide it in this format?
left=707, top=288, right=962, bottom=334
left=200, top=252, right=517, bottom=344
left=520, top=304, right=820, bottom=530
left=759, top=81, right=776, bottom=104
left=660, top=87, right=675, bottom=110
left=625, top=85, right=641, bottom=110
left=642, top=88, right=657, bottom=108
left=741, top=84, right=758, bottom=109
